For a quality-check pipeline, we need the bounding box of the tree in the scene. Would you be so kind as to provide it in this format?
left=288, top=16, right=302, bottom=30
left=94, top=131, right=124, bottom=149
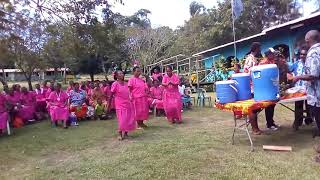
left=170, top=0, right=303, bottom=56
left=189, top=1, right=206, bottom=17
left=10, top=16, right=46, bottom=90
left=125, top=26, right=176, bottom=66
left=0, top=38, right=13, bottom=85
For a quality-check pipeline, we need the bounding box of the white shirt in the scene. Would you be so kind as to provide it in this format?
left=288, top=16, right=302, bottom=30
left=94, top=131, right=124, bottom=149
left=178, top=85, right=185, bottom=96
left=305, top=43, right=320, bottom=107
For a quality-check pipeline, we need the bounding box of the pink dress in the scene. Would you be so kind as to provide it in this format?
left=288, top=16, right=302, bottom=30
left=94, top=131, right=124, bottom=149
left=66, top=86, right=73, bottom=94
left=35, top=88, right=47, bottom=112
left=6, top=93, right=21, bottom=107
left=149, top=86, right=164, bottom=109
left=152, top=73, right=162, bottom=81
left=162, top=73, right=182, bottom=122
left=111, top=81, right=136, bottom=132
left=48, top=91, right=69, bottom=122
left=128, top=77, right=149, bottom=121
left=0, top=94, right=8, bottom=131
left=18, top=92, right=36, bottom=121
left=104, top=85, right=114, bottom=110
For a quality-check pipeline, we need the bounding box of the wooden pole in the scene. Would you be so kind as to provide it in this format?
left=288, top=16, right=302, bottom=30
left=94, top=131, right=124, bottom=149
left=188, top=58, right=191, bottom=85
left=231, top=0, right=237, bottom=59
left=176, top=56, right=179, bottom=75
left=196, top=57, right=199, bottom=89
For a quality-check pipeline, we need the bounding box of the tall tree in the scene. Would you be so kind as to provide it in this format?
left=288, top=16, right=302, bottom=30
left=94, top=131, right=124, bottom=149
left=189, top=1, right=206, bottom=17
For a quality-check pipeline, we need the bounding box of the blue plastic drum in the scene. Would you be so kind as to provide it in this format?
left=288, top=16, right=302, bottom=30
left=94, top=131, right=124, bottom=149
left=251, top=64, right=279, bottom=101
left=216, top=80, right=238, bottom=104
left=232, top=73, right=252, bottom=101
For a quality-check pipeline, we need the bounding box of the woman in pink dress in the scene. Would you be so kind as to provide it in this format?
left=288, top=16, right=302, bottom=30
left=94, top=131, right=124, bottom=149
left=151, top=66, right=162, bottom=82
left=149, top=79, right=164, bottom=111
left=0, top=92, right=9, bottom=134
left=109, top=70, right=136, bottom=140
left=13, top=84, right=22, bottom=98
left=91, top=83, right=106, bottom=106
left=6, top=88, right=21, bottom=112
left=18, top=87, right=36, bottom=122
left=48, top=83, right=69, bottom=128
left=6, top=88, right=22, bottom=126
left=35, top=84, right=47, bottom=112
left=103, top=80, right=114, bottom=111
left=66, top=81, right=74, bottom=94
left=128, top=67, right=149, bottom=128
left=162, top=65, right=182, bottom=123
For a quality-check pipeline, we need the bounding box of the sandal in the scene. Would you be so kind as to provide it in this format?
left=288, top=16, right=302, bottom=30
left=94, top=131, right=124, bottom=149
left=252, top=130, right=262, bottom=135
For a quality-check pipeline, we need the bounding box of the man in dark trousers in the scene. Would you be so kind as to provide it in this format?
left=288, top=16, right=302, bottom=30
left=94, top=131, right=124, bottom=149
left=293, top=30, right=320, bottom=137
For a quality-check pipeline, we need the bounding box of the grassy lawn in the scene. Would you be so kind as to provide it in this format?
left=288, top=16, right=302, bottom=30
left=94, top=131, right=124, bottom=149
left=1, top=106, right=320, bottom=180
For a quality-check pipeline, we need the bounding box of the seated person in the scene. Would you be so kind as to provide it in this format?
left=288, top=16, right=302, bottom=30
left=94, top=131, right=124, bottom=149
left=19, top=87, right=36, bottom=122
left=178, top=82, right=192, bottom=109
left=95, top=99, right=108, bottom=120
left=90, top=83, right=106, bottom=106
left=233, top=63, right=241, bottom=74
left=149, top=79, right=164, bottom=115
left=34, top=83, right=48, bottom=120
left=69, top=82, right=87, bottom=120
left=0, top=91, right=9, bottom=134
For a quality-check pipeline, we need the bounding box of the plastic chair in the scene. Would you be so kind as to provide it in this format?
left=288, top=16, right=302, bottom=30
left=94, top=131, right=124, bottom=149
left=196, top=88, right=212, bottom=107
left=186, top=88, right=195, bottom=105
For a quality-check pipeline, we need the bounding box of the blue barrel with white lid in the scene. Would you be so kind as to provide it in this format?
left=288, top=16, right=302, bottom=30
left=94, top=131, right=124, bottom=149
left=215, top=80, right=237, bottom=104
left=251, top=64, right=279, bottom=101
left=232, top=73, right=252, bottom=101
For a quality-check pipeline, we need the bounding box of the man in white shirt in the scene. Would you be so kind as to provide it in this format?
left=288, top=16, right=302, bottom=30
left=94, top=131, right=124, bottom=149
left=293, top=30, right=320, bottom=137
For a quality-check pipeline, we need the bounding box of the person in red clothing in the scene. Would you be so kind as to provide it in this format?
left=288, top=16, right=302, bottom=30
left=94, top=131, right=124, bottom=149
left=250, top=48, right=284, bottom=135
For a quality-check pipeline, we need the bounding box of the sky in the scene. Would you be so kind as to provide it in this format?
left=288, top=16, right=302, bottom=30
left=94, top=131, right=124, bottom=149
left=111, top=0, right=318, bottom=30
left=111, top=0, right=218, bottom=29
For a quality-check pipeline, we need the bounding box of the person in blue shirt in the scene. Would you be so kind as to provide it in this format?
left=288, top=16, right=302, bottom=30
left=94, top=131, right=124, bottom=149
left=289, top=47, right=312, bottom=130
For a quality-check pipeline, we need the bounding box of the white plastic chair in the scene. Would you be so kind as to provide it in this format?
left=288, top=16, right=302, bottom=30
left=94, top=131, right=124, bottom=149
left=196, top=88, right=212, bottom=107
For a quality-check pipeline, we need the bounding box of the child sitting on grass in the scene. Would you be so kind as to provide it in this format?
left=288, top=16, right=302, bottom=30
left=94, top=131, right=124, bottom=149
left=95, top=99, right=107, bottom=120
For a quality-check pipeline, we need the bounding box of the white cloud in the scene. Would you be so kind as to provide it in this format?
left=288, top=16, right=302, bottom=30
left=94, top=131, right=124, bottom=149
left=111, top=0, right=218, bottom=29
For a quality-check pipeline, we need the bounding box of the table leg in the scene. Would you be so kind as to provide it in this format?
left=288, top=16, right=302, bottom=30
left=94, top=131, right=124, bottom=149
left=232, top=116, right=237, bottom=145
left=232, top=115, right=254, bottom=152
left=244, top=116, right=254, bottom=152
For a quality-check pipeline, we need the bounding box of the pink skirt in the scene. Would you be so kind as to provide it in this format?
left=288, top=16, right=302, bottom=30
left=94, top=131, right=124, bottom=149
left=132, top=97, right=149, bottom=121
left=149, top=98, right=164, bottom=109
left=163, top=91, right=182, bottom=122
left=18, top=105, right=35, bottom=121
left=49, top=106, right=69, bottom=122
left=36, top=101, right=47, bottom=112
left=0, top=112, right=8, bottom=130
left=116, top=108, right=136, bottom=132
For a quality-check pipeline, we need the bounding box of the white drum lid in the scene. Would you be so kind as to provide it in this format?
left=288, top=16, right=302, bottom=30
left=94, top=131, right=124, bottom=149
left=216, top=80, right=236, bottom=85
left=251, top=64, right=278, bottom=71
left=232, top=73, right=250, bottom=78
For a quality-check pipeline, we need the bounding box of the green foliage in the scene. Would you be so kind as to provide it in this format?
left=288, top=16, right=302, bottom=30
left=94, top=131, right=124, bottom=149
left=170, top=0, right=303, bottom=56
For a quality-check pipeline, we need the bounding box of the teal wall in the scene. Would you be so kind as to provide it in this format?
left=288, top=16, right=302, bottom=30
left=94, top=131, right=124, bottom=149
left=203, top=24, right=320, bottom=66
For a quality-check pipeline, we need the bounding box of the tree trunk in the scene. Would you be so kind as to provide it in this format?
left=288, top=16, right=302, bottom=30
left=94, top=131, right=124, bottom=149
left=63, top=64, right=67, bottom=84
left=90, top=73, right=94, bottom=82
left=0, top=69, right=7, bottom=86
left=0, top=77, right=7, bottom=87
left=53, top=67, right=58, bottom=81
left=27, top=76, right=33, bottom=91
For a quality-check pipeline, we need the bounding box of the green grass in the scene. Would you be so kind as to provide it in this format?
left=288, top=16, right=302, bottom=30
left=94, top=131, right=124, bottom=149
left=1, top=106, right=320, bottom=180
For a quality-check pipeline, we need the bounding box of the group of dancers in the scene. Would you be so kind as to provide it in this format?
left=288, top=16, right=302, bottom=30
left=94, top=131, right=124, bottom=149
left=0, top=65, right=183, bottom=140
